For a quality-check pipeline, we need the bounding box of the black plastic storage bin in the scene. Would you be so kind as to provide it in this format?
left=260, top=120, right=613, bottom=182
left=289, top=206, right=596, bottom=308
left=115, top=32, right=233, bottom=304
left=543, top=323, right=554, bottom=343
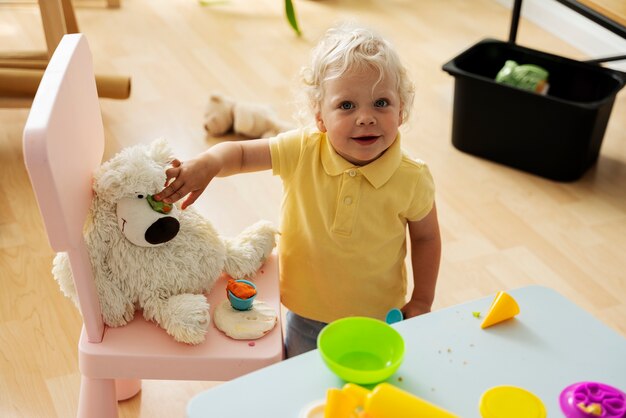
left=442, top=39, right=626, bottom=181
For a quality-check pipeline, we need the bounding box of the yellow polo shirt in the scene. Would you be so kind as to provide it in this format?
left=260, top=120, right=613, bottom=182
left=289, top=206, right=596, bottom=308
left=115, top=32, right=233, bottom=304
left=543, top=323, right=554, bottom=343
left=269, top=128, right=435, bottom=323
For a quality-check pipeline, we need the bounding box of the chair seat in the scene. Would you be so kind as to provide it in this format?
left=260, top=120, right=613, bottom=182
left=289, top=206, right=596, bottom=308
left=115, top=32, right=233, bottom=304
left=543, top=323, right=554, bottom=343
left=79, top=253, right=283, bottom=381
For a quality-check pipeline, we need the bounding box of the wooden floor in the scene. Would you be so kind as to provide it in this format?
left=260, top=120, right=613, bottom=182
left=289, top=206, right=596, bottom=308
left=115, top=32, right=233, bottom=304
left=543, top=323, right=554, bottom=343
left=1, top=0, right=625, bottom=417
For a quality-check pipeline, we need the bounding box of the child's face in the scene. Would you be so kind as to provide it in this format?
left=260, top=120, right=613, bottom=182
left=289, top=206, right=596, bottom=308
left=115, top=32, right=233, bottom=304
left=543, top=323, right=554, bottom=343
left=315, top=67, right=403, bottom=165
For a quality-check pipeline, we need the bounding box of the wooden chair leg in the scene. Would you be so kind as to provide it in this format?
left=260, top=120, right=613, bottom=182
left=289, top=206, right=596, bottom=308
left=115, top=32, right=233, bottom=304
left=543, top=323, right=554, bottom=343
left=0, top=52, right=48, bottom=70
left=38, top=0, right=79, bottom=59
left=38, top=0, right=67, bottom=59
left=2, top=1, right=130, bottom=105
left=60, top=0, right=79, bottom=34
left=78, top=376, right=118, bottom=418
left=0, top=68, right=130, bottom=100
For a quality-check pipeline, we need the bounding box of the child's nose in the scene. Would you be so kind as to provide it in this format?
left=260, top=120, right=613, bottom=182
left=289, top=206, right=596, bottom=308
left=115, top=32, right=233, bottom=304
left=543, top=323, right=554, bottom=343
left=356, top=111, right=376, bottom=125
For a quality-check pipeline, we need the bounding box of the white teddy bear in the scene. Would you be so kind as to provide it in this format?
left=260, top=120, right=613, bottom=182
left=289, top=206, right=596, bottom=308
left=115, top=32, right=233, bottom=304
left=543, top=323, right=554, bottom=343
left=52, top=139, right=276, bottom=344
left=203, top=93, right=292, bottom=138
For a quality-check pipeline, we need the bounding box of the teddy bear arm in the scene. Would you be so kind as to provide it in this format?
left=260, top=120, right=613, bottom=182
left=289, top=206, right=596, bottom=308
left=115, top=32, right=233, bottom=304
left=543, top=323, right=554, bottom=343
left=51, top=250, right=134, bottom=327
left=223, top=220, right=277, bottom=279
left=94, top=273, right=135, bottom=327
left=52, top=252, right=80, bottom=308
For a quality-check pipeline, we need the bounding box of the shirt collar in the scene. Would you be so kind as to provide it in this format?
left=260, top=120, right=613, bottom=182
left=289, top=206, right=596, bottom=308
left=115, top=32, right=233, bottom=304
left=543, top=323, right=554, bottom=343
left=320, top=132, right=402, bottom=189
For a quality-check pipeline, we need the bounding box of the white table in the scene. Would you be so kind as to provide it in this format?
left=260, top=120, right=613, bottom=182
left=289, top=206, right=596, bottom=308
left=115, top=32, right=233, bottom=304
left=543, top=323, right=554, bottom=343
left=187, top=286, right=626, bottom=417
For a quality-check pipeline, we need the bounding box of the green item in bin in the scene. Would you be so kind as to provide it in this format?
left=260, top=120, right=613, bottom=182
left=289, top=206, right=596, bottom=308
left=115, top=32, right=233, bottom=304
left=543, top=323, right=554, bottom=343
left=495, top=60, right=549, bottom=94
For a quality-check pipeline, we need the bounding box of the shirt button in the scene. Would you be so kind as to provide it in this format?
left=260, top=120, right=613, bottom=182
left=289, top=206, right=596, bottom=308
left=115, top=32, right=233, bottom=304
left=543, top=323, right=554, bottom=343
left=344, top=196, right=353, bottom=205
left=348, top=169, right=357, bottom=177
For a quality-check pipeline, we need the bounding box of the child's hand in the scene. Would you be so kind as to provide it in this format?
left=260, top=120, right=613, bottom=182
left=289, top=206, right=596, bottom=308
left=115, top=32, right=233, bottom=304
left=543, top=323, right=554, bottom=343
left=401, top=299, right=432, bottom=319
left=154, top=154, right=218, bottom=210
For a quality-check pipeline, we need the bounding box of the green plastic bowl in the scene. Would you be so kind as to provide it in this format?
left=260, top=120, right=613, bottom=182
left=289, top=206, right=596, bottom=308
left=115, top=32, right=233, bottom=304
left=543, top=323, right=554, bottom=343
left=317, top=317, right=405, bottom=384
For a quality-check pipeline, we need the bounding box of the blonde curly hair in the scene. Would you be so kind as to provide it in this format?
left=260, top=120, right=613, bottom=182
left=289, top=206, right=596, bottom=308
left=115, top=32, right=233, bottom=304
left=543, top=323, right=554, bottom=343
left=299, top=23, right=415, bottom=124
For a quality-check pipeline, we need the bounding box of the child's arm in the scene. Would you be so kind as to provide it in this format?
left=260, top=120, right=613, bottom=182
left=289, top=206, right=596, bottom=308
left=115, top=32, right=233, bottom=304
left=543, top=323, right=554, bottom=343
left=155, top=138, right=271, bottom=209
left=403, top=203, right=441, bottom=319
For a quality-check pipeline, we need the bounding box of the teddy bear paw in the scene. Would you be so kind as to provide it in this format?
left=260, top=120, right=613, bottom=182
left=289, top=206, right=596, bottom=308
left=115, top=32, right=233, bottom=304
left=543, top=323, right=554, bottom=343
left=162, top=294, right=211, bottom=345
left=223, top=220, right=277, bottom=279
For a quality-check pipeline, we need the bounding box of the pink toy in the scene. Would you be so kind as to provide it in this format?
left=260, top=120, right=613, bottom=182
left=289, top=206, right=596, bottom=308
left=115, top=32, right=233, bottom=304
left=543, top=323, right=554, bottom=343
left=559, top=382, right=626, bottom=418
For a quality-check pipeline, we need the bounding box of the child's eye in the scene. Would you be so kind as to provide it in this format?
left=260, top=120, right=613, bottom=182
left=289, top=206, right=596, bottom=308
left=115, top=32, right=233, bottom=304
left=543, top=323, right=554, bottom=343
left=339, top=102, right=355, bottom=110
left=374, top=99, right=389, bottom=108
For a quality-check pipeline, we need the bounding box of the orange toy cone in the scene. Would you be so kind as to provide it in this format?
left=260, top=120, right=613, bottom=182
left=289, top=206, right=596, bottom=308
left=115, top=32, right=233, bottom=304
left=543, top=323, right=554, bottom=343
left=481, top=291, right=520, bottom=329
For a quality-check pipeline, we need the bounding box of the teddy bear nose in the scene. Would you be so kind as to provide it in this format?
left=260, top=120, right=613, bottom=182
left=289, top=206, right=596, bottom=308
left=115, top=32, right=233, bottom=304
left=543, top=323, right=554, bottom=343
left=145, top=217, right=180, bottom=245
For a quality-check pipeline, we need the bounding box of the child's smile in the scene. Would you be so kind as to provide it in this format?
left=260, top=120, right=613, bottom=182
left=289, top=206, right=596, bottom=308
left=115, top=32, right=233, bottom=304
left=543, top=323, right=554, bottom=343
left=352, top=135, right=380, bottom=144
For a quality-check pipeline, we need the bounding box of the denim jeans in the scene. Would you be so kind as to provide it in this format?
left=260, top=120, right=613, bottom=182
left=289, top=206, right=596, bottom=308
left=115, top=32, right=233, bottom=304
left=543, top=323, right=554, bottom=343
left=284, top=311, right=327, bottom=358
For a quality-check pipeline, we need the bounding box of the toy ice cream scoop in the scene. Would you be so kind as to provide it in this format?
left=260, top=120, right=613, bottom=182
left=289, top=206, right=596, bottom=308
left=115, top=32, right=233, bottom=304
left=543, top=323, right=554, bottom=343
left=362, top=383, right=459, bottom=418
left=559, top=382, right=626, bottom=418
left=301, top=382, right=459, bottom=418
left=481, top=291, right=520, bottom=329
left=226, top=279, right=257, bottom=310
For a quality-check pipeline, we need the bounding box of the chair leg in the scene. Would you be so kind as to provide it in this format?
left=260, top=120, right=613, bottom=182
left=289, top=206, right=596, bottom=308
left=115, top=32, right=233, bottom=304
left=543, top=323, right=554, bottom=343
left=115, top=378, right=142, bottom=401
left=38, top=0, right=67, bottom=59
left=78, top=376, right=118, bottom=418
left=60, top=0, right=79, bottom=34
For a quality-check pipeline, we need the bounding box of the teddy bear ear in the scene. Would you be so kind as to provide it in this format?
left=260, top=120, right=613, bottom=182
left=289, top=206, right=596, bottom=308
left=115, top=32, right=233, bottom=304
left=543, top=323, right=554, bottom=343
left=209, top=93, right=223, bottom=103
left=148, top=138, right=173, bottom=165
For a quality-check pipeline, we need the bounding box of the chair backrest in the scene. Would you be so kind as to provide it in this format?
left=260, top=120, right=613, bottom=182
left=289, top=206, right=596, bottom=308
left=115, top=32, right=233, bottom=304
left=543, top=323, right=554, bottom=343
left=23, top=34, right=105, bottom=342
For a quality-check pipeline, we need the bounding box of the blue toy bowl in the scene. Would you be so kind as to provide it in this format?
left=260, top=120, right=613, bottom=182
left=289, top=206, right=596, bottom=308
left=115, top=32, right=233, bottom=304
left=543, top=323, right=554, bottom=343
left=227, top=279, right=257, bottom=311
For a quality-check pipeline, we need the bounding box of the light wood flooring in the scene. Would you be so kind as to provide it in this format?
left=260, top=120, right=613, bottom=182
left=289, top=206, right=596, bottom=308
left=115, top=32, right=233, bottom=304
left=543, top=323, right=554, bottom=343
left=1, top=0, right=625, bottom=416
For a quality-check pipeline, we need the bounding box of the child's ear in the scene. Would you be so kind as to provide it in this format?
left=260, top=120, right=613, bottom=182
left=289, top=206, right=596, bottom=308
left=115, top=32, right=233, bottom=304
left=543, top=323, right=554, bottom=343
left=315, top=111, right=327, bottom=132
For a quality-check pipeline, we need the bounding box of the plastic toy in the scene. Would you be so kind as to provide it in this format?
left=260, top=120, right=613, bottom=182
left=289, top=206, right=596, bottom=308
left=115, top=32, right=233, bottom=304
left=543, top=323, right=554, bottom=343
left=385, top=308, right=403, bottom=324
left=213, top=277, right=278, bottom=340
left=495, top=60, right=550, bottom=94
left=227, top=279, right=257, bottom=310
left=300, top=382, right=459, bottom=418
left=480, top=291, right=520, bottom=329
left=479, top=385, right=546, bottom=418
left=559, top=381, right=626, bottom=417
left=317, top=317, right=404, bottom=384
left=146, top=194, right=173, bottom=213
left=213, top=298, right=277, bottom=340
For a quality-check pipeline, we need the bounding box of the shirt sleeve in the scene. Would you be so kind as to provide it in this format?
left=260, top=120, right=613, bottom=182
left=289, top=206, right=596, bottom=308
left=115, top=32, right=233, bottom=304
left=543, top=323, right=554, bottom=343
left=406, top=162, right=435, bottom=222
left=269, top=128, right=304, bottom=180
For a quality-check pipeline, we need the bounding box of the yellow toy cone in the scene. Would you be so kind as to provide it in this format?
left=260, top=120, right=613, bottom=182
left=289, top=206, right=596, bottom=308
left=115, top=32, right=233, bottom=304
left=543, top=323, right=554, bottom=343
left=481, top=291, right=520, bottom=329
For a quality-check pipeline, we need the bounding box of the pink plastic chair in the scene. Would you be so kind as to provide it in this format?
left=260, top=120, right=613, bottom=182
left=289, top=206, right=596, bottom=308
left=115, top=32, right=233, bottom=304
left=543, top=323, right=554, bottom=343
left=23, top=33, right=283, bottom=418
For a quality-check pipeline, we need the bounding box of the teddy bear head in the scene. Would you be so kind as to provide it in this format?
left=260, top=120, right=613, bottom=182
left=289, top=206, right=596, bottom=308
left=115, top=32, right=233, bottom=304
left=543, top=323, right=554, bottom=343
left=203, top=94, right=235, bottom=136
left=92, top=139, right=181, bottom=247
